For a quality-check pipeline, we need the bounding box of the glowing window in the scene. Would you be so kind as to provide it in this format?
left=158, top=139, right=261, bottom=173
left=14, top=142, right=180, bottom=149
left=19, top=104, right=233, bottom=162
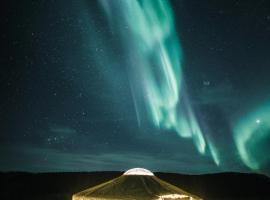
left=123, top=168, right=154, bottom=176
left=157, top=194, right=191, bottom=199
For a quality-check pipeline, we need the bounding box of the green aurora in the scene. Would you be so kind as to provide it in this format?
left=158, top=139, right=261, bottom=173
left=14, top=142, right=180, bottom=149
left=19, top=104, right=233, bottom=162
left=99, top=0, right=270, bottom=172
left=100, top=0, right=214, bottom=164
left=234, top=101, right=270, bottom=170
left=1, top=0, right=270, bottom=175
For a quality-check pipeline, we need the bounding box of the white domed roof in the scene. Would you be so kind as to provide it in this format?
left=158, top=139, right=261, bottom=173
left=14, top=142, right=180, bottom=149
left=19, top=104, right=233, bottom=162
left=123, top=168, right=154, bottom=176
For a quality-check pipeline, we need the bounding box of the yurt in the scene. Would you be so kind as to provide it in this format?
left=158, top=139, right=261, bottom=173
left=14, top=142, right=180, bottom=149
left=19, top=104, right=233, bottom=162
left=72, top=168, right=202, bottom=200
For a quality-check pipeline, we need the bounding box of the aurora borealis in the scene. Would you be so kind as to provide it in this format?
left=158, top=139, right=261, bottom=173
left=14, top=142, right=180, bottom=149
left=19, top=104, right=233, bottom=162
left=99, top=0, right=207, bottom=158
left=1, top=0, right=270, bottom=175
left=234, top=102, right=270, bottom=170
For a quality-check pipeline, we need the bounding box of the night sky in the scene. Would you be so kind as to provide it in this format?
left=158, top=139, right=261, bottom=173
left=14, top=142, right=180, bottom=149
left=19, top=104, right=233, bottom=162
left=1, top=0, right=270, bottom=175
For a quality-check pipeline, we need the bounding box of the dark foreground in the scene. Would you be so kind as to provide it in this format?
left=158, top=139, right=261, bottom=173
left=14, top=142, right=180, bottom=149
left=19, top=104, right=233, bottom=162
left=1, top=171, right=270, bottom=200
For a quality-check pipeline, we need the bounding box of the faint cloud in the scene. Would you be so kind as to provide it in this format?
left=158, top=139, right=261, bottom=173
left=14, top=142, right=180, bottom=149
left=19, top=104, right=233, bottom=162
left=0, top=144, right=226, bottom=174
left=49, top=125, right=77, bottom=136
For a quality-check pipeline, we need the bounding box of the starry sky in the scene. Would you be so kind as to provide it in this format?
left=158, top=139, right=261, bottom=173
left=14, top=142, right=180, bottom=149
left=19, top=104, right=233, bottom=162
left=1, top=0, right=270, bottom=175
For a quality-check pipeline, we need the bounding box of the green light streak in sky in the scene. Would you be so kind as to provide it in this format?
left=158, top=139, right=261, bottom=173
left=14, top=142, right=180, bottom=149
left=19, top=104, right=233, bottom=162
left=208, top=139, right=220, bottom=166
left=99, top=0, right=221, bottom=164
left=123, top=0, right=206, bottom=154
left=234, top=102, right=270, bottom=170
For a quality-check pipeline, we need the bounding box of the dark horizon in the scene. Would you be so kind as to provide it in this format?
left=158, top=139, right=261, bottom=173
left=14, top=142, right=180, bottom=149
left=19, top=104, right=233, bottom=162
left=1, top=170, right=270, bottom=178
